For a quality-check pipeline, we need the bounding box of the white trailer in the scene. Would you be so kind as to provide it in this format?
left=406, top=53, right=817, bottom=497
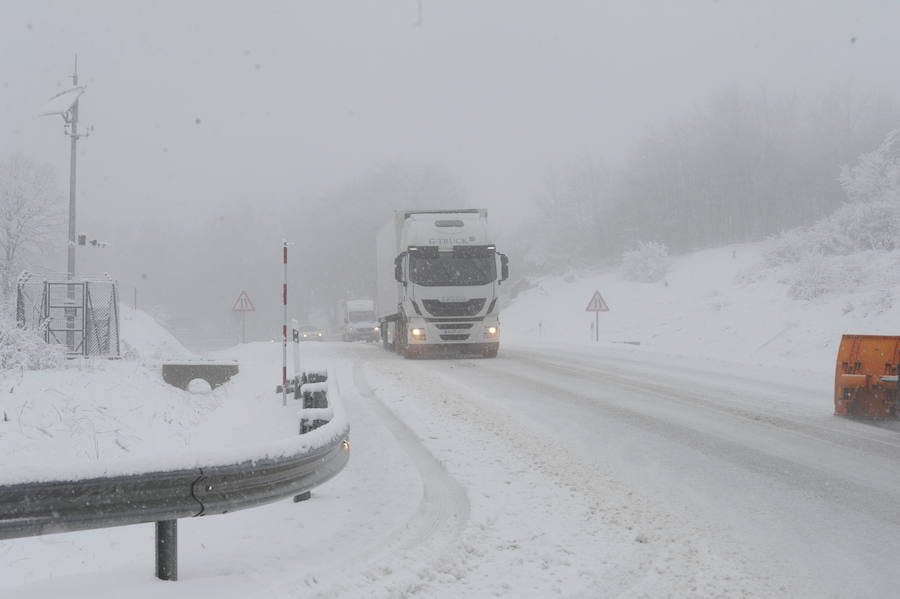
left=375, top=209, right=509, bottom=358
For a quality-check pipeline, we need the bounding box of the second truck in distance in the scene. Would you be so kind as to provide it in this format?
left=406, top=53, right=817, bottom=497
left=338, top=298, right=380, bottom=342
left=375, top=209, right=509, bottom=358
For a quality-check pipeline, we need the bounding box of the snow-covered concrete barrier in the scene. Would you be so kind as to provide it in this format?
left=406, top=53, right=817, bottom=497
left=299, top=371, right=332, bottom=433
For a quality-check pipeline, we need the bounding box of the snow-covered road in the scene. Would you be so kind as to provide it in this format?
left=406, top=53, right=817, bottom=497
left=4, top=341, right=900, bottom=598
left=355, top=343, right=900, bottom=598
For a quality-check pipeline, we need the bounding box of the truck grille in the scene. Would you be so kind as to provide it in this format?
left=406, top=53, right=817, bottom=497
left=421, top=298, right=486, bottom=317
left=435, top=323, right=474, bottom=330
left=439, top=334, right=470, bottom=341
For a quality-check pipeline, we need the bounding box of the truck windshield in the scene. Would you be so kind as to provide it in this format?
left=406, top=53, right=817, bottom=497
left=409, top=251, right=496, bottom=286
left=349, top=310, right=375, bottom=322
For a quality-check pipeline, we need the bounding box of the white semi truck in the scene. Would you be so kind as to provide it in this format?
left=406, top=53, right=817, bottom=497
left=338, top=298, right=380, bottom=342
left=375, top=209, right=509, bottom=358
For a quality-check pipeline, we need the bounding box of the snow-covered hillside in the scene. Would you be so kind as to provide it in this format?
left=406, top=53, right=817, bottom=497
left=504, top=239, right=900, bottom=374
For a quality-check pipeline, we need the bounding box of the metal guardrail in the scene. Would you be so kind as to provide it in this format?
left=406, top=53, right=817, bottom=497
left=0, top=425, right=349, bottom=540
left=0, top=403, right=349, bottom=581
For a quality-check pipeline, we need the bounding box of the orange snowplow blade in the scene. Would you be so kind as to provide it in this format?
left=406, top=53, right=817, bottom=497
left=834, top=335, right=900, bottom=419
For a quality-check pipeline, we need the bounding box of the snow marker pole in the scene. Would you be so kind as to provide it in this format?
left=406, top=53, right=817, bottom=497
left=282, top=239, right=288, bottom=406
left=292, top=317, right=301, bottom=379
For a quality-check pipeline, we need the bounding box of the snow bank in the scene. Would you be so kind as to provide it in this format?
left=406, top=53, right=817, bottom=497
left=0, top=310, right=340, bottom=485
left=503, top=240, right=900, bottom=374
left=118, top=304, right=195, bottom=361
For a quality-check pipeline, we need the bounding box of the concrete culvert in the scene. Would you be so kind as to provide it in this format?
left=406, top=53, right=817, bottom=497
left=187, top=378, right=212, bottom=394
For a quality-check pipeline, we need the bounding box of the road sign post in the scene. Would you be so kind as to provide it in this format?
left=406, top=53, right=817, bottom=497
left=585, top=291, right=609, bottom=343
left=291, top=318, right=301, bottom=378
left=232, top=290, right=255, bottom=343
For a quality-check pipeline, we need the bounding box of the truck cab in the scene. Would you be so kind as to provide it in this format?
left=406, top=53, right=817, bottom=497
left=376, top=210, right=509, bottom=358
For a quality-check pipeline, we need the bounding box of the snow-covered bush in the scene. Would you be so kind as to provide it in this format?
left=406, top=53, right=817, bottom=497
left=765, top=200, right=900, bottom=267
left=621, top=241, right=670, bottom=283
left=821, top=200, right=900, bottom=252
left=785, top=253, right=835, bottom=300
left=761, top=229, right=809, bottom=268
left=785, top=253, right=870, bottom=300
left=0, top=310, right=64, bottom=370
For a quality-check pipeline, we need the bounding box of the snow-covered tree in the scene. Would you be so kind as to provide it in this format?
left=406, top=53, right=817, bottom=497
left=0, top=154, right=62, bottom=297
left=838, top=129, right=900, bottom=204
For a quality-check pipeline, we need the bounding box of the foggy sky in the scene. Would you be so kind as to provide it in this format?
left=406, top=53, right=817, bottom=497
left=4, top=1, right=898, bottom=232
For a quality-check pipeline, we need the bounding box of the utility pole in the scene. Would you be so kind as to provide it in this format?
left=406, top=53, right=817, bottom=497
left=62, top=56, right=91, bottom=351
left=40, top=56, right=91, bottom=352
left=42, top=55, right=90, bottom=279
left=65, top=56, right=82, bottom=280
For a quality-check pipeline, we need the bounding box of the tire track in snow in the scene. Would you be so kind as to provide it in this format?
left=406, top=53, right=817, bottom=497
left=351, top=360, right=470, bottom=553
left=304, top=358, right=471, bottom=597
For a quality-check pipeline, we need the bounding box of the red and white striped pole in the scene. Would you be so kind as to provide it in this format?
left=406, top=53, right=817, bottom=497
left=282, top=239, right=288, bottom=406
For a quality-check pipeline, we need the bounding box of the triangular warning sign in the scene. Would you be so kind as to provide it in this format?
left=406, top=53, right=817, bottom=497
left=585, top=291, right=609, bottom=312
left=232, top=290, right=256, bottom=312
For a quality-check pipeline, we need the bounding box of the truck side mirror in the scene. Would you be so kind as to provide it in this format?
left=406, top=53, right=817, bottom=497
left=394, top=254, right=405, bottom=284
left=499, top=253, right=509, bottom=283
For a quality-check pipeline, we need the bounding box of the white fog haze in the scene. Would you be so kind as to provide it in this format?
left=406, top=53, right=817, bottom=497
left=4, top=1, right=900, bottom=346
left=6, top=2, right=900, bottom=598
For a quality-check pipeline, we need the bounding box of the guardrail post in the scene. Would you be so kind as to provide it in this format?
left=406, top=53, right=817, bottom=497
left=155, top=519, right=178, bottom=581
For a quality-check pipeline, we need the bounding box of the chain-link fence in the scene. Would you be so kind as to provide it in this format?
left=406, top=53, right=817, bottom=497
left=16, top=272, right=120, bottom=357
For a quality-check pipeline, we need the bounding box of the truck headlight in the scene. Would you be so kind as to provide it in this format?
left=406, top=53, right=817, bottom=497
left=410, top=327, right=425, bottom=340
left=374, top=326, right=380, bottom=332
left=485, top=326, right=498, bottom=337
